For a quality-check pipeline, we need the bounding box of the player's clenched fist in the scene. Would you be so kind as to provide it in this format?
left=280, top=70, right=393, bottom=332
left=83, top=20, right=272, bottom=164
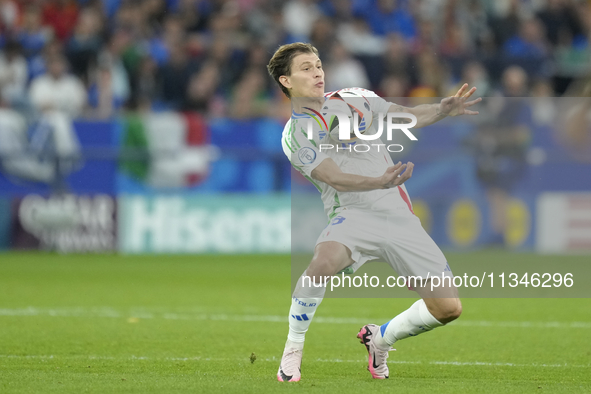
left=379, top=161, right=414, bottom=188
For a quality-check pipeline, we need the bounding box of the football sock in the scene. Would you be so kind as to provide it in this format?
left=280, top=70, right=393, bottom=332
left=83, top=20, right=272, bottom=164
left=287, top=271, right=326, bottom=344
left=374, top=299, right=443, bottom=349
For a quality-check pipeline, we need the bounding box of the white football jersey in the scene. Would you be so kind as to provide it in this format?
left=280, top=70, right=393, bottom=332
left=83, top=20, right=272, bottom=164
left=282, top=87, right=416, bottom=221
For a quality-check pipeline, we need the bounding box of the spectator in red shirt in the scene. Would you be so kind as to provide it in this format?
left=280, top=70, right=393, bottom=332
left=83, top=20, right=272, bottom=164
left=42, top=0, right=79, bottom=41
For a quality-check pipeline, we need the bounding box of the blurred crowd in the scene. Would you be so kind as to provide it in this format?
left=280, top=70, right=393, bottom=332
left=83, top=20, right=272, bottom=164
left=0, top=0, right=590, bottom=120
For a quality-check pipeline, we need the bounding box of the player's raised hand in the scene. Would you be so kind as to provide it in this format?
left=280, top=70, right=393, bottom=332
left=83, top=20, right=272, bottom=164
left=380, top=161, right=414, bottom=188
left=439, top=83, right=482, bottom=117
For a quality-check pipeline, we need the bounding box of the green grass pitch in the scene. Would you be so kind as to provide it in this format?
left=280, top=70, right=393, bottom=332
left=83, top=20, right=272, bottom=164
left=0, top=252, right=590, bottom=393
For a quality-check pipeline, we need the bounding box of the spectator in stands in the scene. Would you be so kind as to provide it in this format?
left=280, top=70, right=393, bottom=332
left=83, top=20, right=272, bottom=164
left=502, top=17, right=551, bottom=78
left=157, top=39, right=199, bottom=110
left=0, top=95, right=56, bottom=183
left=113, top=2, right=146, bottom=36
left=228, top=68, right=270, bottom=119
left=409, top=18, right=437, bottom=55
left=207, top=37, right=243, bottom=94
left=379, top=74, right=408, bottom=99
left=561, top=96, right=591, bottom=162
left=358, top=0, right=416, bottom=40
left=147, top=14, right=186, bottom=67
left=489, top=0, right=523, bottom=50
left=536, top=0, right=585, bottom=48
left=436, top=0, right=489, bottom=57
left=337, top=17, right=385, bottom=89
left=530, top=78, right=555, bottom=126
left=503, top=18, right=548, bottom=60
left=317, top=0, right=354, bottom=20
left=460, top=61, right=491, bottom=97
left=176, top=0, right=209, bottom=33
left=0, top=0, right=18, bottom=32
left=282, top=0, right=321, bottom=42
left=185, top=61, right=222, bottom=115
left=29, top=54, right=86, bottom=117
left=550, top=2, right=591, bottom=94
left=325, top=42, right=370, bottom=91
left=28, top=39, right=63, bottom=80
left=309, top=17, right=337, bottom=58
left=42, top=0, right=79, bottom=42
left=244, top=45, right=270, bottom=70
left=462, top=0, right=493, bottom=53
left=132, top=56, right=158, bottom=111
left=88, top=51, right=132, bottom=118
left=93, top=29, right=131, bottom=110
left=439, top=20, right=471, bottom=57
left=163, top=14, right=187, bottom=48
left=576, top=1, right=591, bottom=37
left=90, top=60, right=116, bottom=119
left=28, top=54, right=86, bottom=186
left=381, top=33, right=416, bottom=86
left=16, top=5, right=52, bottom=59
left=208, top=2, right=242, bottom=38
left=472, top=66, right=532, bottom=246
left=245, top=0, right=285, bottom=49
left=66, top=7, right=104, bottom=85
left=557, top=76, right=591, bottom=163
left=142, top=0, right=168, bottom=34
left=337, top=17, right=385, bottom=56
left=0, top=41, right=28, bottom=108
left=408, top=48, right=449, bottom=97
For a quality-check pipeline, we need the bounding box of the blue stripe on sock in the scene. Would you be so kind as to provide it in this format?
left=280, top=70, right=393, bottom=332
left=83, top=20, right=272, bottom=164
left=380, top=321, right=390, bottom=337
left=302, top=314, right=309, bottom=321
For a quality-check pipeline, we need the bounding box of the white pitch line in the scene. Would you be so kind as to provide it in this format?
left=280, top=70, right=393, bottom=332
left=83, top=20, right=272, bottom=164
left=0, top=307, right=590, bottom=329
left=0, top=354, right=588, bottom=369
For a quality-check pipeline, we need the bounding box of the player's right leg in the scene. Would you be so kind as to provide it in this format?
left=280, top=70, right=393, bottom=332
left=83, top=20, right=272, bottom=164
left=358, top=214, right=462, bottom=379
left=277, top=241, right=353, bottom=382
left=357, top=284, right=461, bottom=380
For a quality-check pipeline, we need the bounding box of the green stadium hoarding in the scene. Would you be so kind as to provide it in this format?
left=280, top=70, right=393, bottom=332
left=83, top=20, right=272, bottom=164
left=119, top=194, right=291, bottom=254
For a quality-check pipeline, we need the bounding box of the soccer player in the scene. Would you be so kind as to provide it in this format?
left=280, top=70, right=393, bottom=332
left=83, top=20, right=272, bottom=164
left=267, top=43, right=481, bottom=382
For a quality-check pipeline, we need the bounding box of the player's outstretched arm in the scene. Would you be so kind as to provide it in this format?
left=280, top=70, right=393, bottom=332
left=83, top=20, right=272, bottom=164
left=311, top=158, right=414, bottom=192
left=392, top=83, right=482, bottom=128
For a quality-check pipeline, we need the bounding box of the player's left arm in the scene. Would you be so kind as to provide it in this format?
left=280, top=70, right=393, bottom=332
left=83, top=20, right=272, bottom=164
left=391, top=84, right=482, bottom=128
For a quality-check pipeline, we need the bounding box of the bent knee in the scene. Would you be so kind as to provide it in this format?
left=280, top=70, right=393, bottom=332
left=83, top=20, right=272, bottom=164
left=432, top=300, right=462, bottom=324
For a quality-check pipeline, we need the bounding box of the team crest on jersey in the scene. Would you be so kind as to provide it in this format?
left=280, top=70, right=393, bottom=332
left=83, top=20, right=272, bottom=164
left=298, top=147, right=316, bottom=164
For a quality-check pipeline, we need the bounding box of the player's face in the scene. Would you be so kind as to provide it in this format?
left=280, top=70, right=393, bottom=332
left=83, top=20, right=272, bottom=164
left=284, top=53, right=324, bottom=98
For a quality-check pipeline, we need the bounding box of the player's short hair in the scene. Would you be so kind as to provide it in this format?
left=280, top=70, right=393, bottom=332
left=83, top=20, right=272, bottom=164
left=267, top=42, right=319, bottom=98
